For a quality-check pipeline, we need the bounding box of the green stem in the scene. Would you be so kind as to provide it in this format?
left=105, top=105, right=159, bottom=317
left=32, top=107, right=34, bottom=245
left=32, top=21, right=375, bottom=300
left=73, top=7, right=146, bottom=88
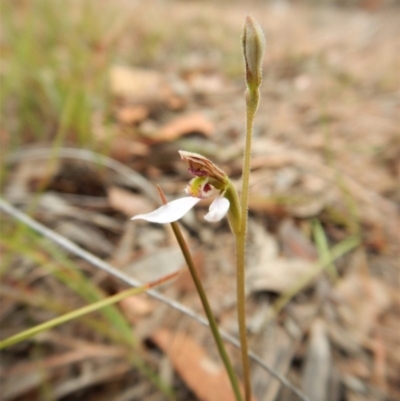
left=241, top=88, right=259, bottom=221
left=157, top=188, right=243, bottom=401
left=1, top=288, right=141, bottom=349
left=237, top=87, right=260, bottom=401
left=235, top=234, right=251, bottom=401
left=170, top=221, right=243, bottom=401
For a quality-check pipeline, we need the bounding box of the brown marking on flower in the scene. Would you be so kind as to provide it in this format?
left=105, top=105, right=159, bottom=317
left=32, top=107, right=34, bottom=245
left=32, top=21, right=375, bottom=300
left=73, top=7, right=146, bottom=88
left=178, top=150, right=226, bottom=183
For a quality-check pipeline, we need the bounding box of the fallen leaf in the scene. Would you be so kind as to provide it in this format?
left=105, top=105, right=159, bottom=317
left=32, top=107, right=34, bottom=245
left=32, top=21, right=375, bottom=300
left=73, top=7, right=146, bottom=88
left=147, top=113, right=214, bottom=142
left=278, top=219, right=318, bottom=261
left=1, top=347, right=126, bottom=400
left=174, top=251, right=205, bottom=294
left=247, top=221, right=316, bottom=294
left=123, top=247, right=184, bottom=284
left=110, top=66, right=162, bottom=103
left=109, top=66, right=187, bottom=110
left=119, top=295, right=154, bottom=321
left=187, top=72, right=225, bottom=95
left=5, top=159, right=59, bottom=200
left=108, top=138, right=150, bottom=164
left=56, top=221, right=115, bottom=256
left=302, top=319, right=331, bottom=401
left=152, top=329, right=256, bottom=401
left=107, top=186, right=153, bottom=217
left=247, top=258, right=316, bottom=294
left=117, top=105, right=149, bottom=124
left=251, top=318, right=302, bottom=401
left=333, top=273, right=391, bottom=341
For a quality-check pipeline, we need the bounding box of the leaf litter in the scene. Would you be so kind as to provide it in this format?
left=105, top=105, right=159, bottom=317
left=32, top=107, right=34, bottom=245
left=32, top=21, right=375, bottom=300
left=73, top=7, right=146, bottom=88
left=1, top=1, right=399, bottom=400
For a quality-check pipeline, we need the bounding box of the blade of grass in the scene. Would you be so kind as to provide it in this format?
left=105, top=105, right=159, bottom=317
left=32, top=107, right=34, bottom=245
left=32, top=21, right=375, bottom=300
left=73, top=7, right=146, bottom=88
left=272, top=235, right=360, bottom=317
left=312, top=219, right=338, bottom=282
left=1, top=232, right=177, bottom=399
left=2, top=231, right=138, bottom=347
left=0, top=271, right=179, bottom=349
left=0, top=197, right=310, bottom=401
left=0, top=282, right=139, bottom=342
left=1, top=0, right=120, bottom=147
left=2, top=226, right=172, bottom=399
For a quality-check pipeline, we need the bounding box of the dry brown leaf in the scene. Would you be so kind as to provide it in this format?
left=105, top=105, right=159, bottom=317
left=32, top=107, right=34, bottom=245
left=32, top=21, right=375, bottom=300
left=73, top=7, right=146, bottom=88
left=247, top=195, right=287, bottom=217
left=119, top=295, right=154, bottom=321
left=174, top=250, right=205, bottom=294
left=117, top=105, right=149, bottom=124
left=2, top=347, right=126, bottom=400
left=5, top=159, right=60, bottom=200
left=56, top=220, right=115, bottom=256
left=286, top=197, right=328, bottom=218
left=333, top=273, right=391, bottom=341
left=35, top=193, right=120, bottom=231
left=109, top=66, right=187, bottom=110
left=107, top=186, right=153, bottom=217
left=152, top=328, right=257, bottom=401
left=166, top=94, right=187, bottom=111
left=123, top=247, right=184, bottom=284
left=247, top=258, right=316, bottom=294
left=336, top=357, right=371, bottom=382
left=247, top=221, right=316, bottom=294
left=110, top=66, right=163, bottom=103
left=278, top=219, right=318, bottom=261
left=337, top=153, right=397, bottom=195
left=148, top=113, right=214, bottom=142
left=187, top=72, right=225, bottom=95
left=52, top=362, right=131, bottom=400
left=302, top=319, right=331, bottom=401
left=251, top=318, right=302, bottom=401
left=108, top=138, right=150, bottom=164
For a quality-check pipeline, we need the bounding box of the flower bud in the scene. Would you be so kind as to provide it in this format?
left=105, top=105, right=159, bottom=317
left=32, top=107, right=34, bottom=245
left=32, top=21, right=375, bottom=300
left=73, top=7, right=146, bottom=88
left=242, top=15, right=265, bottom=91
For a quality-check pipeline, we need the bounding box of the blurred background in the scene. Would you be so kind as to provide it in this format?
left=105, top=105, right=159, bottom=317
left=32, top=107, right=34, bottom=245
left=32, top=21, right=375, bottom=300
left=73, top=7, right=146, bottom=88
left=1, top=0, right=399, bottom=400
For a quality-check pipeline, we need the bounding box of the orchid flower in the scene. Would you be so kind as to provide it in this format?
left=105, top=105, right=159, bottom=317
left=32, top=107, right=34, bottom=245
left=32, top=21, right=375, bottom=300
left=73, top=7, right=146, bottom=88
left=131, top=150, right=240, bottom=227
left=131, top=17, right=265, bottom=401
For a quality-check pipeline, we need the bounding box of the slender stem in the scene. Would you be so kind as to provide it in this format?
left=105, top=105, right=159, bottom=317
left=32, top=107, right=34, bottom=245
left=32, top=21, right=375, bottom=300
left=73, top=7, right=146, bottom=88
left=235, top=234, right=251, bottom=401
left=237, top=88, right=259, bottom=401
left=241, top=89, right=259, bottom=220
left=157, top=187, right=243, bottom=401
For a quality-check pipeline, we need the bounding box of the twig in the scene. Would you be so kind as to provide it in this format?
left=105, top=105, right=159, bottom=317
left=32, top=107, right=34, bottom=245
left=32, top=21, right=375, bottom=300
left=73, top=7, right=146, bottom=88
left=0, top=197, right=310, bottom=401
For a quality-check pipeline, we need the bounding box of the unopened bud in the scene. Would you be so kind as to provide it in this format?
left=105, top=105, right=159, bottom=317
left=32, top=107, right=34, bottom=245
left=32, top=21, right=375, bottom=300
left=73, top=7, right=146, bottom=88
left=242, top=15, right=265, bottom=91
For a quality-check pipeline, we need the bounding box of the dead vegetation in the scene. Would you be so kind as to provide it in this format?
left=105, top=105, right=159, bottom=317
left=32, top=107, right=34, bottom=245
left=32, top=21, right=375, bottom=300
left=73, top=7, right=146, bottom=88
left=1, top=1, right=399, bottom=401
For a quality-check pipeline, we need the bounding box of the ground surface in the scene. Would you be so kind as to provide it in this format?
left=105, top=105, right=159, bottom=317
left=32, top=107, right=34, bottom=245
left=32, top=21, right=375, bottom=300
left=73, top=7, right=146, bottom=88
left=1, top=1, right=399, bottom=401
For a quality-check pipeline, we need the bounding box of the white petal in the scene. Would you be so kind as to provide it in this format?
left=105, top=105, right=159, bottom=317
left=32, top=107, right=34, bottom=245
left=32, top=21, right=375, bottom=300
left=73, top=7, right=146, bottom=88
left=204, top=197, right=230, bottom=222
left=131, top=197, right=200, bottom=224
